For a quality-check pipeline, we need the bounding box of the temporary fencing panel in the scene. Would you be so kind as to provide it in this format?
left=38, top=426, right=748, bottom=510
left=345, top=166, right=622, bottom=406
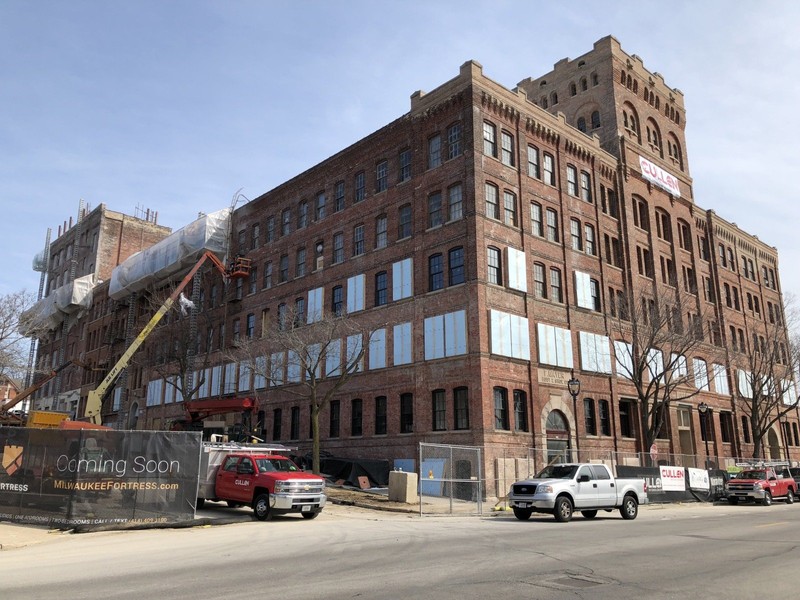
left=0, top=427, right=201, bottom=528
left=418, top=442, right=482, bottom=515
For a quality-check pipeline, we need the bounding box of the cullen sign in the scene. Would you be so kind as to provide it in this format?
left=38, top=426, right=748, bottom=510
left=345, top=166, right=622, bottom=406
left=639, top=156, right=681, bottom=197
left=0, top=427, right=201, bottom=529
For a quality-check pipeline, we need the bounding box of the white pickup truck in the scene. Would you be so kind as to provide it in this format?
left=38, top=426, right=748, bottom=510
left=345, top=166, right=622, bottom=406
left=507, top=463, right=648, bottom=522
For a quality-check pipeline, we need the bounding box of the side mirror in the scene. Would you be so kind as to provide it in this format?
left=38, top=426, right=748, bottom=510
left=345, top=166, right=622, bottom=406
left=578, top=474, right=591, bottom=483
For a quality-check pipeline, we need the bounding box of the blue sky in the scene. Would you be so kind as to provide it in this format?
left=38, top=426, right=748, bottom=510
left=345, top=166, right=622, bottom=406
left=2, top=1, right=800, bottom=304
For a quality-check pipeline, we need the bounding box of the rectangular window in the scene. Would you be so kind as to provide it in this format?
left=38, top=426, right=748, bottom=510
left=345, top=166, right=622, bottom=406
left=494, top=387, right=509, bottom=430
left=329, top=400, right=340, bottom=438
left=251, top=223, right=260, bottom=249
left=428, top=192, right=442, bottom=228
left=246, top=313, right=255, bottom=339
left=454, top=387, right=469, bottom=430
left=400, top=393, right=413, bottom=433
left=354, top=171, right=365, bottom=203
left=265, top=216, right=275, bottom=242
left=448, top=184, right=463, bottom=221
left=531, top=202, right=543, bottom=237
left=281, top=209, right=291, bottom=236
left=720, top=411, right=733, bottom=443
left=273, top=408, right=282, bottom=441
left=315, top=191, right=326, bottom=220
left=514, top=390, right=528, bottom=432
left=351, top=399, right=363, bottom=437
left=297, top=202, right=308, bottom=229
left=374, top=271, right=388, bottom=306
left=487, top=247, right=502, bottom=285
left=483, top=121, right=497, bottom=157
left=353, top=224, right=365, bottom=256
left=331, top=285, right=343, bottom=315
left=429, top=253, right=444, bottom=291
left=570, top=218, right=583, bottom=251
left=334, top=180, right=345, bottom=212
left=533, top=263, right=547, bottom=299
left=546, top=208, right=559, bottom=242
left=428, top=135, right=442, bottom=169
left=399, top=149, right=411, bottom=182
left=375, top=396, right=387, bottom=435
left=503, top=191, right=517, bottom=226
left=295, top=247, right=306, bottom=277
left=392, top=258, right=413, bottom=300
left=543, top=153, right=555, bottom=185
left=599, top=399, right=611, bottom=436
left=398, top=204, right=412, bottom=239
left=447, top=122, right=462, bottom=159
left=619, top=400, right=634, bottom=438
left=448, top=247, right=464, bottom=286
left=485, top=183, right=499, bottom=219
left=550, top=267, right=562, bottom=302
left=375, top=215, right=388, bottom=249
left=290, top=406, right=300, bottom=440
left=501, top=131, right=514, bottom=166
left=580, top=171, right=592, bottom=202
left=567, top=165, right=578, bottom=196
left=376, top=160, right=388, bottom=192
left=333, top=232, right=344, bottom=264
left=279, top=254, right=289, bottom=283
left=527, top=145, right=540, bottom=178
left=432, top=389, right=446, bottom=431
left=584, top=398, right=597, bottom=435
left=585, top=224, right=596, bottom=255
left=249, top=267, right=258, bottom=294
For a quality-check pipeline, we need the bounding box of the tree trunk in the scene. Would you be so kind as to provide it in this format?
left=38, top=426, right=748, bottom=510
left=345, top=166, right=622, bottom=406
left=311, top=407, right=320, bottom=475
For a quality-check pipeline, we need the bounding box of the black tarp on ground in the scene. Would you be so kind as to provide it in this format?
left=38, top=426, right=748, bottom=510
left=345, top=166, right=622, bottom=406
left=317, top=457, right=390, bottom=488
left=0, top=427, right=201, bottom=528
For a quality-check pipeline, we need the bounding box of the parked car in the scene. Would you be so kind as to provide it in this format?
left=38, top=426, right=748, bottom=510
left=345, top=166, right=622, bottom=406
left=726, top=465, right=796, bottom=505
left=507, top=463, right=648, bottom=522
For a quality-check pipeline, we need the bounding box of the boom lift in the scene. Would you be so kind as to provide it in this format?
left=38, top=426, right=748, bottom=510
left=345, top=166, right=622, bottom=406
left=84, top=251, right=251, bottom=424
left=0, top=360, right=87, bottom=427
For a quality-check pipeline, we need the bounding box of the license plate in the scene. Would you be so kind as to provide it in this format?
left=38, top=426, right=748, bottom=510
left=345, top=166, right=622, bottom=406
left=301, top=505, right=311, bottom=512
left=517, top=502, right=530, bottom=508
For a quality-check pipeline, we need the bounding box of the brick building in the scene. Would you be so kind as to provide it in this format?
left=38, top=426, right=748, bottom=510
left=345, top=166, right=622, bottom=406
left=27, top=203, right=170, bottom=416
left=27, top=36, right=799, bottom=497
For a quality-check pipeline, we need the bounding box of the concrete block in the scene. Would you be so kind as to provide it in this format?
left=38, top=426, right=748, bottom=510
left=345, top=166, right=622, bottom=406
left=388, top=470, right=419, bottom=503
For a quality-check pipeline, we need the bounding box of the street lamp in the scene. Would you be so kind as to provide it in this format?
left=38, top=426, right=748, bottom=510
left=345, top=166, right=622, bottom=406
left=780, top=416, right=791, bottom=463
left=698, top=402, right=710, bottom=469
left=568, top=370, right=581, bottom=460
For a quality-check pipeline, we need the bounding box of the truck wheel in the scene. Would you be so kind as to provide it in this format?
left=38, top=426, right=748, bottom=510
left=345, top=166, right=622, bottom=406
left=512, top=507, right=533, bottom=521
left=761, top=491, right=772, bottom=506
left=581, top=510, right=598, bottom=519
left=785, top=489, right=794, bottom=505
left=196, top=498, right=205, bottom=510
left=301, top=510, right=321, bottom=520
left=553, top=496, right=573, bottom=522
left=620, top=495, right=638, bottom=520
left=253, top=494, right=273, bottom=521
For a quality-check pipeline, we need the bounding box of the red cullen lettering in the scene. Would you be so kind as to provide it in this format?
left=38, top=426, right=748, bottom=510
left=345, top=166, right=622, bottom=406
left=662, top=469, right=683, bottom=478
left=640, top=158, right=679, bottom=195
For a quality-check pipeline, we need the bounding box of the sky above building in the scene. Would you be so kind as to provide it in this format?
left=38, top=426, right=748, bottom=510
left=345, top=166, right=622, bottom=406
left=1, top=1, right=799, bottom=305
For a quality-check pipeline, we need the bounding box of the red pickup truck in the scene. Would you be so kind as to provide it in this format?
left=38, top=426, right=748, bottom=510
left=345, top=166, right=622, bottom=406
left=197, top=444, right=326, bottom=520
left=726, top=464, right=796, bottom=506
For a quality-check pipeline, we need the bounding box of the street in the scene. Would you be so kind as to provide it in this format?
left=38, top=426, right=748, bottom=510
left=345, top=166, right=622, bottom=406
left=1, top=501, right=798, bottom=599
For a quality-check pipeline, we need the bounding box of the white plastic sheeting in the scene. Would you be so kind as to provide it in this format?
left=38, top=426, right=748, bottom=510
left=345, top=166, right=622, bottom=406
left=19, top=274, right=97, bottom=336
left=108, top=208, right=230, bottom=300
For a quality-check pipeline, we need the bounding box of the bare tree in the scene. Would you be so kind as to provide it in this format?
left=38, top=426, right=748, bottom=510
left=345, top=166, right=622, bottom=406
left=729, top=296, right=800, bottom=459
left=0, top=290, right=35, bottom=380
left=610, top=287, right=724, bottom=458
left=230, top=303, right=381, bottom=474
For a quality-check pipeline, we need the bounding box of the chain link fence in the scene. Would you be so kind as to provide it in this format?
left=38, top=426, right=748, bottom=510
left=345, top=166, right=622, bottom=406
left=418, top=443, right=482, bottom=515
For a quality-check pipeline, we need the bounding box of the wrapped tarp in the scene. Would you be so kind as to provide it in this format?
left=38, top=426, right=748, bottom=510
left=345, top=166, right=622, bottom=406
left=19, top=274, right=96, bottom=336
left=109, top=208, right=230, bottom=300
left=32, top=249, right=48, bottom=273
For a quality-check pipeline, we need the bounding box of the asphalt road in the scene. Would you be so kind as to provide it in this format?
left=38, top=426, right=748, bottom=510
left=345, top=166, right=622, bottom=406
left=2, top=501, right=799, bottom=599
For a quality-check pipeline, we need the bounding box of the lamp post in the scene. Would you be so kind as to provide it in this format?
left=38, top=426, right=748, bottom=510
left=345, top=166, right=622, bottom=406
left=698, top=402, right=710, bottom=469
left=568, top=370, right=581, bottom=460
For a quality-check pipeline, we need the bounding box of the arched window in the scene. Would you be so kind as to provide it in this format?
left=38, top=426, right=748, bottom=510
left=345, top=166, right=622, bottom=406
left=620, top=71, right=626, bottom=85
left=591, top=110, right=600, bottom=129
left=570, top=82, right=577, bottom=96
left=541, top=96, right=548, bottom=109
left=577, top=117, right=586, bottom=132
left=550, top=91, right=559, bottom=105
left=546, top=410, right=569, bottom=433
left=580, top=77, right=588, bottom=91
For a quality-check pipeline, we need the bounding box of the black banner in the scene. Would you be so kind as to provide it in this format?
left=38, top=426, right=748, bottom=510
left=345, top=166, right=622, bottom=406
left=0, top=427, right=201, bottom=528
left=616, top=465, right=727, bottom=503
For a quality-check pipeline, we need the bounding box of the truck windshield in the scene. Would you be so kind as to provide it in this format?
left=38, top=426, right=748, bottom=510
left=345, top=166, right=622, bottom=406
left=256, top=458, right=300, bottom=473
left=739, top=470, right=766, bottom=479
left=534, top=465, right=578, bottom=479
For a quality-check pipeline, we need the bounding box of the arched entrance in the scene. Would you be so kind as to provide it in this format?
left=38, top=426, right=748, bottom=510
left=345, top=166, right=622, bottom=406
left=546, top=410, right=571, bottom=463
left=767, top=429, right=781, bottom=460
